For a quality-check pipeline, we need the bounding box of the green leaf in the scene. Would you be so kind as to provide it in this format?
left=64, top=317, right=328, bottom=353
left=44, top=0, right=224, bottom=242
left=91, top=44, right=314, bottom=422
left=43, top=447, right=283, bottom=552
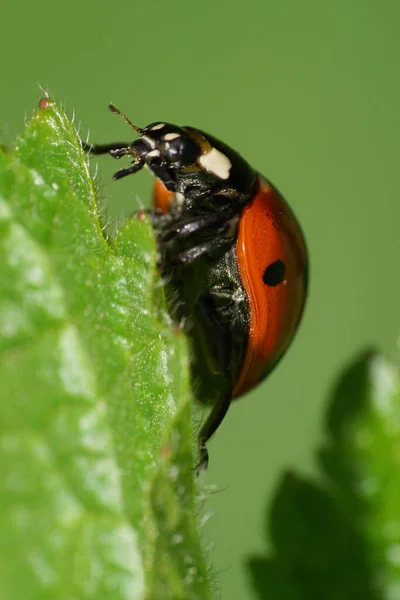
left=248, top=351, right=400, bottom=600
left=0, top=98, right=211, bottom=599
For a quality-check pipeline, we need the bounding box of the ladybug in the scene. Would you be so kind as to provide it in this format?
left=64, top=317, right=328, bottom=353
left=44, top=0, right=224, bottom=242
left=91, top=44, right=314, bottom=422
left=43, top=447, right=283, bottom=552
left=85, top=104, right=308, bottom=471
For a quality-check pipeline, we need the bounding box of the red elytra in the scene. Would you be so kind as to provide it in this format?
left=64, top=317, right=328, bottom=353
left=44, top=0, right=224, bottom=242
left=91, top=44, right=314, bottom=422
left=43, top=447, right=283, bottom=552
left=153, top=175, right=307, bottom=401
left=232, top=176, right=307, bottom=398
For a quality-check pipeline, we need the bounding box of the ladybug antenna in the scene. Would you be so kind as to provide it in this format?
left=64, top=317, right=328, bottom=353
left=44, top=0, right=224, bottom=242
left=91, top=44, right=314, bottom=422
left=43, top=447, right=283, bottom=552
left=108, top=103, right=144, bottom=134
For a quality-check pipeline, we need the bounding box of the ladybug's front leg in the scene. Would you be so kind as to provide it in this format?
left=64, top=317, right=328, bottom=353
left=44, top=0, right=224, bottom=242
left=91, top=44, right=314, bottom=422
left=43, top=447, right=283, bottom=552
left=82, top=139, right=146, bottom=180
left=81, top=140, right=131, bottom=155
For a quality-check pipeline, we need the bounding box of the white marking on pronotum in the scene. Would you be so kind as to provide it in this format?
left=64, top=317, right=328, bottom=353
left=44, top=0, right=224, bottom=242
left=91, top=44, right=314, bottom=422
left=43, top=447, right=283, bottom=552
left=141, top=135, right=156, bottom=149
left=149, top=123, right=165, bottom=130
left=198, top=147, right=232, bottom=179
left=147, top=149, right=160, bottom=157
left=163, top=132, right=180, bottom=141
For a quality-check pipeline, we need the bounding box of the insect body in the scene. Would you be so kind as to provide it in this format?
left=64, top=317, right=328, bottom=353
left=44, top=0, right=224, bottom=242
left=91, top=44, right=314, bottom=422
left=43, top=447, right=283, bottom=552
left=86, top=105, right=308, bottom=471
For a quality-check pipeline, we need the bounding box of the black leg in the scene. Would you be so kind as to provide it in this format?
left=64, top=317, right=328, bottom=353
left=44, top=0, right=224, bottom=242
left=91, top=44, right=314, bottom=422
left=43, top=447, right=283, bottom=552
left=110, top=147, right=133, bottom=160
left=165, top=232, right=230, bottom=267
left=81, top=140, right=145, bottom=179
left=196, top=388, right=232, bottom=473
left=81, top=141, right=132, bottom=155
left=191, top=294, right=233, bottom=474
left=158, top=206, right=238, bottom=268
left=160, top=213, right=227, bottom=242
left=113, top=157, right=145, bottom=180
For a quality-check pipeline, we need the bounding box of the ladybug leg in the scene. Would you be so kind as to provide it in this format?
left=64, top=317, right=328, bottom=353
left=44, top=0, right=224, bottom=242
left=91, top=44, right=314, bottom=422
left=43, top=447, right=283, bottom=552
left=113, top=157, right=146, bottom=180
left=169, top=236, right=228, bottom=267
left=193, top=295, right=233, bottom=473
left=81, top=140, right=131, bottom=155
left=197, top=388, right=232, bottom=473
left=82, top=139, right=145, bottom=179
left=160, top=213, right=226, bottom=242
left=162, top=221, right=232, bottom=268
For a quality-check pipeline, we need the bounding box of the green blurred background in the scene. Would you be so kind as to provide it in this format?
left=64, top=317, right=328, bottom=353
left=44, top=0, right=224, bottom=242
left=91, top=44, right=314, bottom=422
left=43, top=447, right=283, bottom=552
left=2, top=1, right=400, bottom=598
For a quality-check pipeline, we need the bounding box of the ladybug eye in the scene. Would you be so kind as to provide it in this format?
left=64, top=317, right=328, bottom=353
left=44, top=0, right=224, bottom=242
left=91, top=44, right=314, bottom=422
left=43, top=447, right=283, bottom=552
left=263, top=259, right=286, bottom=286
left=160, top=132, right=200, bottom=167
left=164, top=134, right=184, bottom=162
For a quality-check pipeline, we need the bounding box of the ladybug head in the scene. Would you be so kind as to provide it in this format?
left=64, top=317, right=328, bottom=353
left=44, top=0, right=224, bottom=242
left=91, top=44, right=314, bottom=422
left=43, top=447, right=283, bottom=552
left=138, top=121, right=201, bottom=169
left=106, top=104, right=254, bottom=194
left=106, top=105, right=201, bottom=179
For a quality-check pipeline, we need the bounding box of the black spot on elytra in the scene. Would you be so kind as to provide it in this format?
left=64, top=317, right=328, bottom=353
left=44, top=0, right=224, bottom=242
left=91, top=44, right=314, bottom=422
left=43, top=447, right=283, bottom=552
left=263, top=259, right=286, bottom=286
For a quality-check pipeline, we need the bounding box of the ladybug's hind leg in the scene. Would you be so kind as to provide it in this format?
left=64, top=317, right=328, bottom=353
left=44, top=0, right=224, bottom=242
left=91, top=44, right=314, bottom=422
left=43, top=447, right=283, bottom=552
left=193, top=294, right=233, bottom=474
left=197, top=388, right=232, bottom=474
